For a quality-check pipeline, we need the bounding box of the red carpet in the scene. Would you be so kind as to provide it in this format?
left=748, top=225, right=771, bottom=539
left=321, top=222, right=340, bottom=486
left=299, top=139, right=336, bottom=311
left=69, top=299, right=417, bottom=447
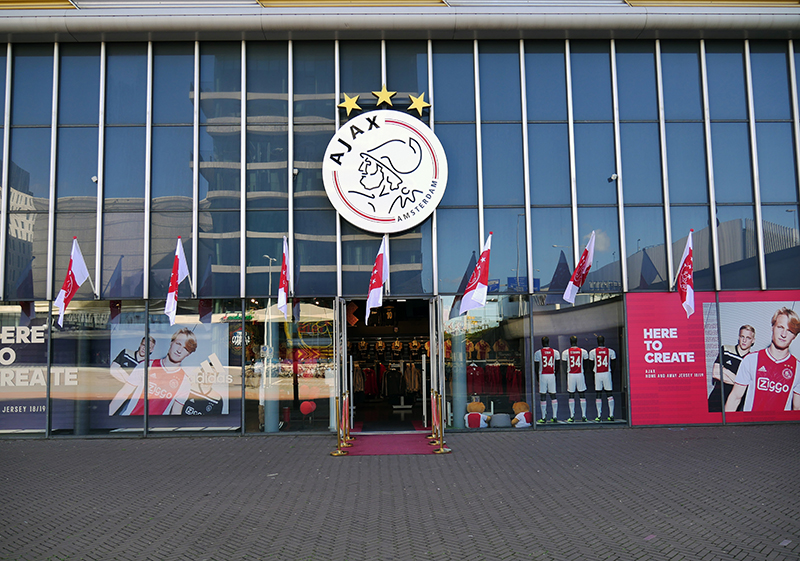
left=351, top=420, right=430, bottom=433
left=342, top=433, right=437, bottom=456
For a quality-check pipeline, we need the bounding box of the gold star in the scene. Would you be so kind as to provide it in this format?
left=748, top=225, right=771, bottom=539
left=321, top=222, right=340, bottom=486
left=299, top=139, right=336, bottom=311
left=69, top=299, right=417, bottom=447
left=372, top=84, right=397, bottom=107
left=407, top=92, right=431, bottom=116
left=338, top=93, right=361, bottom=116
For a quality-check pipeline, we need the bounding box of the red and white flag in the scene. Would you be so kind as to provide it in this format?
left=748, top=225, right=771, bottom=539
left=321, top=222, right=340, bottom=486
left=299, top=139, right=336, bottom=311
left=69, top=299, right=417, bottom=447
left=365, top=235, right=389, bottom=325
left=563, top=230, right=596, bottom=304
left=54, top=237, right=91, bottom=327
left=459, top=232, right=492, bottom=315
left=675, top=229, right=694, bottom=318
left=277, top=236, right=291, bottom=318
left=165, top=237, right=190, bottom=326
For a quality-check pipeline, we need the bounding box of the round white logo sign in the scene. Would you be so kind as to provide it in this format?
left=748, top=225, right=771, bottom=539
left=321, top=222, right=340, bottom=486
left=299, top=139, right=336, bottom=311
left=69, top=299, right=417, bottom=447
left=322, top=110, right=448, bottom=234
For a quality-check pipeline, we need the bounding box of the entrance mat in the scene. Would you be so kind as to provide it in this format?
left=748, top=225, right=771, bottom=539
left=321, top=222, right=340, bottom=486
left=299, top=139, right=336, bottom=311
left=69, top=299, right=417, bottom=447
left=343, top=433, right=437, bottom=456
left=352, top=420, right=430, bottom=433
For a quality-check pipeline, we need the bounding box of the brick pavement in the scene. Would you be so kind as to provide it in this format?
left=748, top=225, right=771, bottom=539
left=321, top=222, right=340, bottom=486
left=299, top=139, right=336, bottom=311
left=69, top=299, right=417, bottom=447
left=1, top=424, right=800, bottom=561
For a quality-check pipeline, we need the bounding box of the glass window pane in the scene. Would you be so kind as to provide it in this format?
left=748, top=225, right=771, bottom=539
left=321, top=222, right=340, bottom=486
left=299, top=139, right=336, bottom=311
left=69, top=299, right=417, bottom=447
left=199, top=42, right=241, bottom=124
left=616, top=41, right=658, bottom=122
left=293, top=42, right=335, bottom=121
left=11, top=44, right=54, bottom=126
left=660, top=41, right=703, bottom=121
left=342, top=223, right=381, bottom=296
left=58, top=43, right=100, bottom=126
left=665, top=122, right=708, bottom=204
left=106, top=43, right=147, bottom=125
left=670, top=205, right=714, bottom=291
left=436, top=123, right=477, bottom=207
left=294, top=125, right=335, bottom=210
left=756, top=122, right=797, bottom=204
left=570, top=41, right=612, bottom=122
left=5, top=213, right=48, bottom=299
left=479, top=42, right=521, bottom=122
left=245, top=210, right=288, bottom=296
left=246, top=42, right=288, bottom=121
left=340, top=41, right=381, bottom=116
left=525, top=41, right=567, bottom=122
left=762, top=204, right=800, bottom=289
left=387, top=40, right=428, bottom=109
left=575, top=123, right=616, bottom=205
left=150, top=212, right=193, bottom=298
left=485, top=209, right=527, bottom=292
left=152, top=126, right=193, bottom=211
left=9, top=127, right=51, bottom=205
left=389, top=218, right=433, bottom=296
left=531, top=207, right=573, bottom=300
left=437, top=208, right=480, bottom=293
left=104, top=126, right=145, bottom=211
left=716, top=205, right=759, bottom=290
left=624, top=206, right=667, bottom=291
left=56, top=127, right=99, bottom=211
left=620, top=123, right=662, bottom=204
left=198, top=210, right=240, bottom=298
left=199, top=125, right=240, bottom=211
left=579, top=207, right=621, bottom=294
left=750, top=41, right=791, bottom=121
left=529, top=123, right=570, bottom=205
left=432, top=41, right=475, bottom=122
left=54, top=213, right=96, bottom=299
left=294, top=210, right=337, bottom=296
left=482, top=123, right=524, bottom=206
left=711, top=122, right=753, bottom=204
left=102, top=213, right=144, bottom=299
left=705, top=41, right=747, bottom=121
left=246, top=125, right=289, bottom=210
left=153, top=42, right=194, bottom=125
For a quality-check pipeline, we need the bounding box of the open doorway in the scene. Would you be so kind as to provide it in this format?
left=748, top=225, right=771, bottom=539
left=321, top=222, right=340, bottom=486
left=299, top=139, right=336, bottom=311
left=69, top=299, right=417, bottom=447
left=345, top=299, right=431, bottom=432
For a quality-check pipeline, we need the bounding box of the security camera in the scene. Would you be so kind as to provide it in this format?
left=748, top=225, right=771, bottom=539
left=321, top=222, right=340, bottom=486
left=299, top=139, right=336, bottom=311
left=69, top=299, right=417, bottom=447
left=608, top=173, right=618, bottom=182
left=292, top=168, right=299, bottom=177
left=91, top=176, right=98, bottom=183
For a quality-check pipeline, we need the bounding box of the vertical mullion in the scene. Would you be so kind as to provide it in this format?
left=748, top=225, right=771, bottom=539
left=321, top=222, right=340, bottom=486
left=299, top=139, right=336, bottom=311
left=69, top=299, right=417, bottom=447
left=192, top=41, right=199, bottom=297
left=566, top=39, right=579, bottom=268
left=335, top=40, right=342, bottom=298
left=700, top=40, right=722, bottom=292
left=143, top=42, right=153, bottom=300
left=287, top=40, right=294, bottom=297
left=95, top=42, right=106, bottom=299
left=47, top=43, right=59, bottom=300
left=611, top=39, right=628, bottom=293
left=241, top=40, right=247, bottom=299
left=0, top=43, right=11, bottom=300
left=519, top=39, right=534, bottom=291
left=656, top=40, right=675, bottom=291
left=429, top=40, right=438, bottom=296
left=744, top=40, right=767, bottom=290
left=790, top=41, right=800, bottom=208
left=474, top=39, right=484, bottom=246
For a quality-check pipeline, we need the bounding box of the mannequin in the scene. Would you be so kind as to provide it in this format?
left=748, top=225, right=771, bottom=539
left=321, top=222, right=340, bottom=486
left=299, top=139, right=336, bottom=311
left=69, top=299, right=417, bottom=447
left=533, top=336, right=559, bottom=423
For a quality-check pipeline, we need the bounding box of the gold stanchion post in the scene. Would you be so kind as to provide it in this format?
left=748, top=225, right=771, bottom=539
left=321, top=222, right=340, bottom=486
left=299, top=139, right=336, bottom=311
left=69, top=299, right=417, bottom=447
left=433, top=393, right=451, bottom=454
left=330, top=395, right=348, bottom=456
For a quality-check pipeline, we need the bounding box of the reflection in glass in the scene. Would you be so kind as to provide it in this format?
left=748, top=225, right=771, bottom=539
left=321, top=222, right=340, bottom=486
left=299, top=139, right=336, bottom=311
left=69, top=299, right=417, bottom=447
left=570, top=41, right=612, bottom=122
left=482, top=124, right=524, bottom=206
left=670, top=205, right=714, bottom=291
left=152, top=126, right=193, bottom=210
left=58, top=43, right=100, bottom=126
left=199, top=42, right=241, bottom=124
left=340, top=41, right=380, bottom=116
left=245, top=210, right=288, bottom=296
left=432, top=41, right=475, bottom=122
left=0, top=50, right=6, bottom=123
left=705, top=41, right=747, bottom=121
left=665, top=123, right=708, bottom=204
left=620, top=123, right=662, bottom=205
left=531, top=207, right=573, bottom=300
left=246, top=126, right=289, bottom=209
left=106, top=43, right=147, bottom=125
left=342, top=222, right=382, bottom=296
left=437, top=208, right=480, bottom=293
left=756, top=122, right=797, bottom=204
left=528, top=123, right=569, bottom=205
left=716, top=205, right=759, bottom=290
left=104, top=126, right=146, bottom=211
left=54, top=213, right=96, bottom=300
left=525, top=41, right=567, bottom=122
left=578, top=207, right=621, bottom=294
left=4, top=213, right=48, bottom=300
left=575, top=123, right=616, bottom=205
left=198, top=211, right=240, bottom=298
left=387, top=41, right=428, bottom=114
left=616, top=41, right=658, bottom=122
left=436, top=123, right=478, bottom=207
left=294, top=210, right=337, bottom=296
left=102, top=213, right=145, bottom=299
left=624, top=206, right=667, bottom=291
left=150, top=212, right=193, bottom=298
left=11, top=44, right=54, bottom=126
left=9, top=127, right=51, bottom=204
left=389, top=218, right=433, bottom=295
left=711, top=122, right=753, bottom=204
left=762, top=204, right=800, bottom=289
left=153, top=42, right=195, bottom=125
left=479, top=42, right=521, bottom=122
left=483, top=209, right=528, bottom=293
left=660, top=41, right=703, bottom=121
left=199, top=125, right=240, bottom=210
left=293, top=42, right=335, bottom=121
left=56, top=128, right=99, bottom=210
left=750, top=42, right=791, bottom=121
left=294, top=126, right=335, bottom=209
left=247, top=42, right=288, bottom=121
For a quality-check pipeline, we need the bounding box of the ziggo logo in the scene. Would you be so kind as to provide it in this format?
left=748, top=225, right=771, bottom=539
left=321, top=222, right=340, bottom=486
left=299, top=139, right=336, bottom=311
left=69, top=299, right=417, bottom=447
left=756, top=377, right=790, bottom=394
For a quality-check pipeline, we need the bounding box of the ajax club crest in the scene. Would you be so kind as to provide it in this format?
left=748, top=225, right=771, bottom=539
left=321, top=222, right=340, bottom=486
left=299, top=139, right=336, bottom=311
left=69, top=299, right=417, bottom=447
left=322, top=110, right=448, bottom=234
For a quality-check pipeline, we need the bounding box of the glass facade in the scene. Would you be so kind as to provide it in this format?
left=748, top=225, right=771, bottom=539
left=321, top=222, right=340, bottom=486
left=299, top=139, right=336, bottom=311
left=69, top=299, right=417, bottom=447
left=2, top=38, right=800, bottom=436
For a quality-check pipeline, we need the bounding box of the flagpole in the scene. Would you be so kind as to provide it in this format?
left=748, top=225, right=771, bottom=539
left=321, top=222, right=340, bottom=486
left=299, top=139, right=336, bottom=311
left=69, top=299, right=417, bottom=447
left=383, top=234, right=390, bottom=296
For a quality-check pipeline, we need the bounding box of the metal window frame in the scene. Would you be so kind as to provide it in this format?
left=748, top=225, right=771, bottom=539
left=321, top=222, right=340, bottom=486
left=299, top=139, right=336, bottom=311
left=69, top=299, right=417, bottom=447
left=0, top=43, right=11, bottom=301
left=94, top=41, right=106, bottom=299
left=565, top=39, right=579, bottom=268
left=611, top=39, right=629, bottom=293
left=429, top=39, right=438, bottom=296
left=474, top=39, right=484, bottom=246
left=335, top=39, right=342, bottom=298
left=192, top=40, right=200, bottom=298
left=143, top=41, right=153, bottom=300
left=240, top=39, right=247, bottom=298
left=655, top=39, right=675, bottom=291
left=790, top=41, right=800, bottom=211
left=47, top=42, right=59, bottom=300
left=519, top=39, right=534, bottom=292
left=700, top=39, right=723, bottom=291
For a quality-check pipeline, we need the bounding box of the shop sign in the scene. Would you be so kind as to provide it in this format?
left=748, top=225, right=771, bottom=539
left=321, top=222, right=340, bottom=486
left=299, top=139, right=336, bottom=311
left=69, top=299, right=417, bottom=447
left=322, top=110, right=448, bottom=234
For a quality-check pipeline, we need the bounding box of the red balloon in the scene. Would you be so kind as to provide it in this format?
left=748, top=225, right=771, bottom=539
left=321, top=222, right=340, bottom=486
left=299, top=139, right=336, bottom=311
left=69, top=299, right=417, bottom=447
left=300, top=401, right=314, bottom=415
left=310, top=401, right=317, bottom=412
